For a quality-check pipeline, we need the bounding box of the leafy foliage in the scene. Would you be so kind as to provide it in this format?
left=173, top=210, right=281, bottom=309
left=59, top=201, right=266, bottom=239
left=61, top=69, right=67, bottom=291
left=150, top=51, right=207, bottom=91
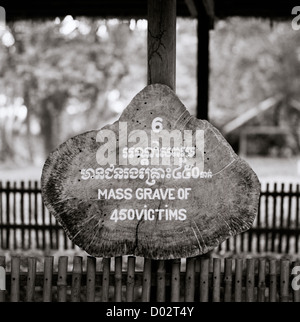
left=0, top=17, right=299, bottom=164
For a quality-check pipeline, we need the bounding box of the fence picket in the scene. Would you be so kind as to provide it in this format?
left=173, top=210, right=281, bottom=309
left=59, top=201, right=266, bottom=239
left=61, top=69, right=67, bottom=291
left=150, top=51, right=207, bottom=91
left=86, top=256, right=96, bottom=302
left=49, top=201, right=54, bottom=250
left=71, top=256, right=82, bottom=302
left=114, top=256, right=122, bottom=302
left=156, top=260, right=166, bottom=302
left=13, top=182, right=17, bottom=249
left=212, top=258, right=221, bottom=302
left=199, top=258, right=209, bottom=302
left=225, top=238, right=230, bottom=253
left=234, top=258, right=243, bottom=302
left=102, top=258, right=110, bottom=302
left=26, top=257, right=36, bottom=302
left=57, top=256, right=68, bottom=302
left=224, top=258, right=232, bottom=302
left=20, top=181, right=25, bottom=249
left=34, top=181, right=39, bottom=249
left=246, top=258, right=255, bottom=302
left=278, top=183, right=285, bottom=253
left=258, top=259, right=266, bottom=302
left=43, top=256, right=53, bottom=302
left=286, top=184, right=293, bottom=253
left=171, top=258, right=181, bottom=302
left=271, top=183, right=277, bottom=252
left=141, top=258, right=152, bottom=302
left=265, top=183, right=269, bottom=252
left=10, top=256, right=20, bottom=302
left=247, top=224, right=253, bottom=253
left=28, top=181, right=32, bottom=249
left=5, top=182, right=10, bottom=249
left=126, top=256, right=136, bottom=302
left=185, top=257, right=195, bottom=302
left=257, top=193, right=261, bottom=253
left=280, top=260, right=289, bottom=302
left=41, top=192, right=46, bottom=249
left=240, top=225, right=245, bottom=252
left=269, top=259, right=277, bottom=302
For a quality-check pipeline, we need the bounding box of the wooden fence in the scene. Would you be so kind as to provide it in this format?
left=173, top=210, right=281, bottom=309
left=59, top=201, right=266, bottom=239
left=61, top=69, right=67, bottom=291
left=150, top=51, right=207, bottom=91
left=0, top=255, right=300, bottom=302
left=220, top=183, right=300, bottom=254
left=0, top=181, right=299, bottom=253
left=0, top=181, right=74, bottom=250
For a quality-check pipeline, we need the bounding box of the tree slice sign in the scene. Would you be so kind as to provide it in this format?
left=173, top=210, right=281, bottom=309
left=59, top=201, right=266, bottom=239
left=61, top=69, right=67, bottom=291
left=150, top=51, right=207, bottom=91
left=41, top=84, right=261, bottom=259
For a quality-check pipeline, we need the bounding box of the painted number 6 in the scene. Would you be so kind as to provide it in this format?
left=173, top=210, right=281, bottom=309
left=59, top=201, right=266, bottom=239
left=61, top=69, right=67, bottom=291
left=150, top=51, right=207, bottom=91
left=152, top=117, right=163, bottom=133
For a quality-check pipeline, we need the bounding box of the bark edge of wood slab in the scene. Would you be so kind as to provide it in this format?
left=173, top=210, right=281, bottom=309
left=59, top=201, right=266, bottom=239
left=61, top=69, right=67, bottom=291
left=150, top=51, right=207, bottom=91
left=41, top=84, right=261, bottom=259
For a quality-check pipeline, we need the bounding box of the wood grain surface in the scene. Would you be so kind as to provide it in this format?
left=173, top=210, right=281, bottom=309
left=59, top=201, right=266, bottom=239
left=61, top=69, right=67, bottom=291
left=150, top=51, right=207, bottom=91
left=41, top=84, right=261, bottom=259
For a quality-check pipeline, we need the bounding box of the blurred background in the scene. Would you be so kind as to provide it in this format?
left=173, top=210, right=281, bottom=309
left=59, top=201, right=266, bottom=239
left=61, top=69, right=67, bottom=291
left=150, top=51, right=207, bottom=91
left=0, top=15, right=299, bottom=258
left=0, top=16, right=299, bottom=185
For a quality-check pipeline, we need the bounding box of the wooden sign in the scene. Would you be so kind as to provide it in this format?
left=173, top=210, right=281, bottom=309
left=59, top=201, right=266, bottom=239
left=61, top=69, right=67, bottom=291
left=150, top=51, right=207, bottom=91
left=41, top=84, right=261, bottom=259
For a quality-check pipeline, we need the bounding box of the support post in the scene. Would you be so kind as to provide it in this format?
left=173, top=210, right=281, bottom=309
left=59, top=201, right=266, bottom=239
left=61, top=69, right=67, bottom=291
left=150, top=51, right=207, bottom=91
left=147, top=0, right=177, bottom=300
left=147, top=0, right=176, bottom=91
left=197, top=3, right=210, bottom=120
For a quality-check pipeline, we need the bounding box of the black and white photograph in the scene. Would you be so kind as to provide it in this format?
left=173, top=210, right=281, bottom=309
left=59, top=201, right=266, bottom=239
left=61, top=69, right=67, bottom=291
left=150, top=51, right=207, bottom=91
left=0, top=0, right=300, bottom=309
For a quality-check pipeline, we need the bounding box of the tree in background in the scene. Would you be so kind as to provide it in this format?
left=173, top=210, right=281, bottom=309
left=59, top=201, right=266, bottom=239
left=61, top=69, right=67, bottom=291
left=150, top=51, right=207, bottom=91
left=0, top=17, right=147, bottom=163
left=0, top=17, right=198, bottom=165
left=210, top=18, right=300, bottom=154
left=1, top=17, right=300, bottom=165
